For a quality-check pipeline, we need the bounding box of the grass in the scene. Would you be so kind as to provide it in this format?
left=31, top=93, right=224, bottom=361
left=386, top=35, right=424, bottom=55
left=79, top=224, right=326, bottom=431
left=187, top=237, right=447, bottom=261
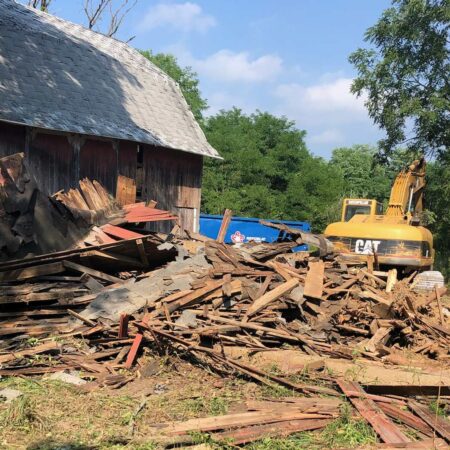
left=430, top=399, right=448, bottom=417
left=319, top=403, right=377, bottom=448
left=181, top=395, right=229, bottom=416
left=0, top=360, right=380, bottom=450
left=1, top=394, right=45, bottom=431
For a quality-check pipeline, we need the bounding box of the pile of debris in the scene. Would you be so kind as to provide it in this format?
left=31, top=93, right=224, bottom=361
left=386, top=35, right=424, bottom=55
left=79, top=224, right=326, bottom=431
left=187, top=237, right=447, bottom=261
left=0, top=215, right=449, bottom=446
left=0, top=153, right=449, bottom=447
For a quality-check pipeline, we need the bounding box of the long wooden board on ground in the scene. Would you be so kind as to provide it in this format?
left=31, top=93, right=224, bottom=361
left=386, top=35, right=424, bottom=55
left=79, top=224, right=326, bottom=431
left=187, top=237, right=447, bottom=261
left=337, top=380, right=411, bottom=444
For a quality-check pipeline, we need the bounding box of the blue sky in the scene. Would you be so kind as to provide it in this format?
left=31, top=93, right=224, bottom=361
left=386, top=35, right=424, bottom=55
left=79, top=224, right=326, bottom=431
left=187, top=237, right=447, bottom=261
left=45, top=0, right=391, bottom=158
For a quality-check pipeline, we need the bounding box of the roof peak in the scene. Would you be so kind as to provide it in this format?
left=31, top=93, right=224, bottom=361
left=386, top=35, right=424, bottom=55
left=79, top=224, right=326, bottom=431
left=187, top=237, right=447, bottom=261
left=0, top=0, right=219, bottom=158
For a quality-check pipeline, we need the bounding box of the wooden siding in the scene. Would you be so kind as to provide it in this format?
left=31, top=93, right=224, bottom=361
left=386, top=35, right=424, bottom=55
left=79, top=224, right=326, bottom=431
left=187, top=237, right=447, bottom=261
left=28, top=132, right=74, bottom=195
left=0, top=122, right=26, bottom=157
left=80, top=139, right=118, bottom=193
left=0, top=122, right=204, bottom=232
left=118, top=141, right=137, bottom=180
left=142, top=145, right=203, bottom=232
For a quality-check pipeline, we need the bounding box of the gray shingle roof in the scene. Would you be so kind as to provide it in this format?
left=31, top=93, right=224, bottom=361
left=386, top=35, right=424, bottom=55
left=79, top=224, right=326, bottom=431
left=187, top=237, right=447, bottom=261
left=0, top=0, right=220, bottom=158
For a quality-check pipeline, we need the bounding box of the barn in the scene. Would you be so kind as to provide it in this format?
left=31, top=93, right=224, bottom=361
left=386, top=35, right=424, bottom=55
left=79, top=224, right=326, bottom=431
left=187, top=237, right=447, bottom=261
left=0, top=0, right=220, bottom=232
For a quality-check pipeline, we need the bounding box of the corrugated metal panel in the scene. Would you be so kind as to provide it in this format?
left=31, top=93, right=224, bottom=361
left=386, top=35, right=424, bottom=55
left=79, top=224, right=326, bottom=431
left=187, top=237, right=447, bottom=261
left=80, top=139, right=117, bottom=193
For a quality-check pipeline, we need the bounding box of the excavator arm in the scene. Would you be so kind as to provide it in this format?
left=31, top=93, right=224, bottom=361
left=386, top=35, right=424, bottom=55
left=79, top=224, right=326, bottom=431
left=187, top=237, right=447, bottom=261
left=385, top=157, right=426, bottom=220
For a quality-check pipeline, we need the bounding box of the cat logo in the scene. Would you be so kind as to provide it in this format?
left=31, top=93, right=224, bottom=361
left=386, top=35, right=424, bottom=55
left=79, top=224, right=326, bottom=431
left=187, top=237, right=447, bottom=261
left=354, top=239, right=381, bottom=255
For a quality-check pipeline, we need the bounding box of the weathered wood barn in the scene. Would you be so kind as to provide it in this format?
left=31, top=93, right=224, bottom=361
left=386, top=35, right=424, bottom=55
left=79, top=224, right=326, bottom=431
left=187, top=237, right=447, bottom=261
left=0, top=0, right=220, bottom=232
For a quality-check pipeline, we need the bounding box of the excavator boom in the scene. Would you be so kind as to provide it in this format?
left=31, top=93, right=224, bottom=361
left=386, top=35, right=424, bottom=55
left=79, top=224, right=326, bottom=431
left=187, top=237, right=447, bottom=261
left=385, top=157, right=426, bottom=218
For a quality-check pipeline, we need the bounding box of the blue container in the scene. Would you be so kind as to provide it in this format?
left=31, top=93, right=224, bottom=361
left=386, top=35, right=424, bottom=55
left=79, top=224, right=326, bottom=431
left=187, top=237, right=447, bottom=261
left=199, top=214, right=310, bottom=251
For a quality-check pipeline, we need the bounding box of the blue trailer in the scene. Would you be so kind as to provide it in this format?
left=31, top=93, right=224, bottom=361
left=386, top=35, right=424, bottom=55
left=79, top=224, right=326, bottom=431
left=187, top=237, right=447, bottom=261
left=199, top=214, right=310, bottom=251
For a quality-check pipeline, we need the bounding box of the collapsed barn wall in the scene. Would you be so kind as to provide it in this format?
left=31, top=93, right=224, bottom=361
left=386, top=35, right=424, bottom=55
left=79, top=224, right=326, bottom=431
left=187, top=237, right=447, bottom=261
left=0, top=121, right=203, bottom=232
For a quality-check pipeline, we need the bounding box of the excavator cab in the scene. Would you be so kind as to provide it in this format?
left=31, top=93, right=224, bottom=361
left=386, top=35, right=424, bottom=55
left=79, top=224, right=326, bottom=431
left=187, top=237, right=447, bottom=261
left=341, top=199, right=383, bottom=222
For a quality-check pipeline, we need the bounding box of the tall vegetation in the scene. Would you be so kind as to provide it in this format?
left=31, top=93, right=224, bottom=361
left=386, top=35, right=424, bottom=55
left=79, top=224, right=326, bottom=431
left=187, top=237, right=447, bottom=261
left=350, top=0, right=449, bottom=157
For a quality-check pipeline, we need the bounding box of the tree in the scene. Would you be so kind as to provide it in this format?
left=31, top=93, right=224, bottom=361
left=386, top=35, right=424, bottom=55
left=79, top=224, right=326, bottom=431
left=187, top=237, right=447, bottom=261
left=425, top=156, right=450, bottom=277
left=350, top=0, right=450, bottom=157
left=202, top=108, right=343, bottom=231
left=330, top=145, right=392, bottom=201
left=140, top=51, right=208, bottom=122
left=27, top=0, right=51, bottom=11
left=83, top=0, right=137, bottom=40
left=285, top=157, right=344, bottom=231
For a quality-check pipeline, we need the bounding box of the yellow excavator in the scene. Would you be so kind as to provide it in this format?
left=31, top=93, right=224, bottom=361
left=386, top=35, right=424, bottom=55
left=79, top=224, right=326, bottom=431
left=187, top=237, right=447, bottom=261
left=324, top=157, right=435, bottom=273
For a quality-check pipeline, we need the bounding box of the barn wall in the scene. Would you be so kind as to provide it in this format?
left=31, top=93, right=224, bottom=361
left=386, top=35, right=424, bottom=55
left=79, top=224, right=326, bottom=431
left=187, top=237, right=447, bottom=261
left=0, top=122, right=26, bottom=157
left=142, top=145, right=203, bottom=232
left=0, top=122, right=204, bottom=232
left=80, top=139, right=118, bottom=193
left=118, top=141, right=137, bottom=180
left=28, top=131, right=74, bottom=195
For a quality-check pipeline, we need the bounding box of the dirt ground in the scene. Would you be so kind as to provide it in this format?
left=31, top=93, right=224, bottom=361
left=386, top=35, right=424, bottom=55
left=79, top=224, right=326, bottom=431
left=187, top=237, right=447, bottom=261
left=0, top=351, right=385, bottom=450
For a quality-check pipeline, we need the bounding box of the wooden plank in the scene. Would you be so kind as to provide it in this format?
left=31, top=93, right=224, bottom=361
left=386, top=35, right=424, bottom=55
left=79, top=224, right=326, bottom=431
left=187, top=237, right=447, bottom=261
left=360, top=289, right=393, bottom=306
left=162, top=409, right=334, bottom=435
left=304, top=261, right=325, bottom=299
left=62, top=260, right=122, bottom=284
left=118, top=313, right=129, bottom=338
left=116, top=174, right=136, bottom=206
left=167, top=279, right=226, bottom=313
left=135, top=238, right=149, bottom=266
left=216, top=209, right=232, bottom=243
left=377, top=402, right=433, bottom=437
left=408, top=400, right=450, bottom=442
left=0, top=262, right=65, bottom=282
left=246, top=278, right=299, bottom=317
left=67, top=309, right=96, bottom=327
left=79, top=178, right=104, bottom=211
left=0, top=341, right=60, bottom=364
left=125, top=315, right=149, bottom=369
left=80, top=250, right=143, bottom=268
left=213, top=418, right=331, bottom=445
left=435, top=286, right=444, bottom=325
left=337, top=380, right=410, bottom=444
left=365, top=327, right=392, bottom=353
left=359, top=439, right=448, bottom=449
left=386, top=269, right=397, bottom=293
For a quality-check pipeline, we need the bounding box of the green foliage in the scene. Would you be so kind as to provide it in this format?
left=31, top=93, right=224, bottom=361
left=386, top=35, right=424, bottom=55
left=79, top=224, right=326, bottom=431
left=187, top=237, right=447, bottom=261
left=350, top=0, right=450, bottom=156
left=429, top=398, right=448, bottom=417
left=330, top=145, right=392, bottom=201
left=202, top=108, right=344, bottom=231
left=140, top=50, right=208, bottom=122
left=285, top=156, right=344, bottom=230
left=320, top=404, right=377, bottom=448
left=425, top=155, right=450, bottom=277
left=182, top=396, right=228, bottom=416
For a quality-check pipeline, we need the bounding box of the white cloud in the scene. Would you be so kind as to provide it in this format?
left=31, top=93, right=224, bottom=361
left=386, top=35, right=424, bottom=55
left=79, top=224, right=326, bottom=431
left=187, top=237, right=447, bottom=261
left=273, top=77, right=374, bottom=152
left=182, top=49, right=283, bottom=83
left=275, top=78, right=366, bottom=119
left=139, top=2, right=216, bottom=33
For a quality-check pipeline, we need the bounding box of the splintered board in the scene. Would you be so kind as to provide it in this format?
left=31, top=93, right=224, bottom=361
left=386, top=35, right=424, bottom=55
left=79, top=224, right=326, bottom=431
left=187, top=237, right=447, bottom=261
left=304, top=260, right=325, bottom=299
left=115, top=175, right=136, bottom=206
